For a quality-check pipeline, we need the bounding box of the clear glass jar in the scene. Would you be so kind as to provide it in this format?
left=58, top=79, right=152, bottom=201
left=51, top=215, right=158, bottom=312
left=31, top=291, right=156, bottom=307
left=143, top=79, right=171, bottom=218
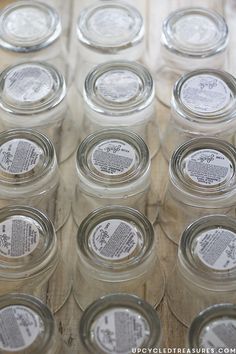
left=0, top=1, right=67, bottom=76
left=162, top=69, right=236, bottom=161
left=73, top=206, right=165, bottom=310
left=188, top=303, right=236, bottom=349
left=156, top=7, right=229, bottom=107
left=76, top=0, right=145, bottom=92
left=0, top=129, right=70, bottom=231
left=0, top=206, right=71, bottom=313
left=79, top=293, right=162, bottom=354
left=167, top=214, right=236, bottom=327
left=73, top=129, right=154, bottom=226
left=0, top=61, right=79, bottom=162
left=159, top=137, right=236, bottom=245
left=0, top=293, right=67, bottom=353
left=83, top=61, right=159, bottom=158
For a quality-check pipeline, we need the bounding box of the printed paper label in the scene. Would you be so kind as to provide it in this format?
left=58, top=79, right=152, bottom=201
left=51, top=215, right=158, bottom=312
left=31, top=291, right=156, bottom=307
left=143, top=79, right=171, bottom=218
left=200, top=319, right=236, bottom=349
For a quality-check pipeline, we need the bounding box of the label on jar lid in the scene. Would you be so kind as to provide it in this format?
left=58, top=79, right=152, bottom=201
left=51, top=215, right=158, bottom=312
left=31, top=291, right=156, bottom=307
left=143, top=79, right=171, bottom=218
left=185, top=149, right=232, bottom=186
left=89, top=219, right=141, bottom=260
left=180, top=74, right=231, bottom=113
left=0, top=218, right=40, bottom=258
left=4, top=65, right=53, bottom=103
left=91, top=139, right=136, bottom=176
left=0, top=305, right=43, bottom=351
left=0, top=139, right=42, bottom=174
left=196, top=228, right=236, bottom=271
left=199, top=319, right=236, bottom=348
left=93, top=308, right=150, bottom=353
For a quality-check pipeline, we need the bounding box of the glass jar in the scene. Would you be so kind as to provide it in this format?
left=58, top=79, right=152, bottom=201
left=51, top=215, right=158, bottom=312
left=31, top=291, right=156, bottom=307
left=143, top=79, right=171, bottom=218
left=79, top=293, right=162, bottom=354
left=73, top=129, right=154, bottom=226
left=73, top=206, right=165, bottom=310
left=76, top=0, right=145, bottom=92
left=0, top=206, right=71, bottom=313
left=0, top=293, right=67, bottom=353
left=0, top=1, right=67, bottom=76
left=0, top=61, right=79, bottom=162
left=83, top=61, right=159, bottom=158
left=188, top=304, right=236, bottom=349
left=167, top=214, right=236, bottom=327
left=159, top=137, right=236, bottom=245
left=156, top=7, right=229, bottom=107
left=162, top=69, right=236, bottom=161
left=0, top=129, right=70, bottom=231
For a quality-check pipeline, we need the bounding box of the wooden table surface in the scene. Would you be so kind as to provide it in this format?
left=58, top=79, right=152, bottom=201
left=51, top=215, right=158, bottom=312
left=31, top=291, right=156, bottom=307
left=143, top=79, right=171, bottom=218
left=2, top=0, right=235, bottom=352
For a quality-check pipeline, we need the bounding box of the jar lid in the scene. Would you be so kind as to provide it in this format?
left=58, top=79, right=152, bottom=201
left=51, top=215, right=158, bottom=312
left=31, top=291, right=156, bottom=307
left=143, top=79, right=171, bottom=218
left=0, top=293, right=56, bottom=353
left=0, top=62, right=66, bottom=115
left=0, top=1, right=61, bottom=53
left=84, top=61, right=154, bottom=121
left=76, top=129, right=150, bottom=196
left=80, top=294, right=161, bottom=354
left=162, top=7, right=228, bottom=58
left=0, top=206, right=58, bottom=280
left=188, top=304, right=236, bottom=349
left=77, top=1, right=144, bottom=54
left=77, top=206, right=155, bottom=281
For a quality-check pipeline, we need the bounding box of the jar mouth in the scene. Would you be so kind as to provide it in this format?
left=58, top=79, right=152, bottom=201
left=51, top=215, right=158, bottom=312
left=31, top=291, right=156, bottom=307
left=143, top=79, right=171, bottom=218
left=77, top=206, right=154, bottom=274
left=77, top=1, right=144, bottom=53
left=173, top=69, right=236, bottom=125
left=0, top=293, right=55, bottom=353
left=76, top=129, right=150, bottom=188
left=0, top=129, right=56, bottom=187
left=179, top=215, right=236, bottom=283
left=162, top=7, right=228, bottom=58
left=170, top=137, right=236, bottom=200
left=0, top=61, right=66, bottom=115
left=0, top=1, right=61, bottom=53
left=80, top=294, right=161, bottom=354
left=188, top=303, right=236, bottom=349
left=84, top=61, right=154, bottom=117
left=0, top=206, right=59, bottom=279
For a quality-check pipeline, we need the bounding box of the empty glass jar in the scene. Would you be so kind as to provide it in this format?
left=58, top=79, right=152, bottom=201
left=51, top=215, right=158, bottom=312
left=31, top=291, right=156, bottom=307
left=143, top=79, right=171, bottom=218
left=159, top=137, right=236, bottom=244
left=0, top=293, right=66, bottom=353
left=76, top=0, right=145, bottom=91
left=73, top=206, right=165, bottom=310
left=79, top=294, right=162, bottom=354
left=73, top=129, right=151, bottom=226
left=156, top=7, right=229, bottom=106
left=188, top=304, right=236, bottom=350
left=0, top=61, right=79, bottom=162
left=82, top=61, right=159, bottom=158
left=162, top=69, right=236, bottom=160
left=167, top=214, right=236, bottom=327
left=0, top=206, right=71, bottom=313
left=0, top=129, right=70, bottom=231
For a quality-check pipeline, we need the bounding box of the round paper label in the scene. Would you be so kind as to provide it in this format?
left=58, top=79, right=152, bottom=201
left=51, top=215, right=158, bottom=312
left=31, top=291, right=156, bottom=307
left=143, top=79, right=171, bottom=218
left=186, top=149, right=232, bottom=186
left=199, top=319, right=236, bottom=349
left=180, top=75, right=231, bottom=113
left=91, top=139, right=136, bottom=176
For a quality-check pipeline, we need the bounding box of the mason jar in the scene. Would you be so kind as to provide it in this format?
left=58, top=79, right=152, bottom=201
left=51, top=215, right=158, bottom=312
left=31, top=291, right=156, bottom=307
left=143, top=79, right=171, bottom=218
left=156, top=7, right=229, bottom=107
left=73, top=129, right=153, bottom=226
left=167, top=214, right=236, bottom=327
left=73, top=206, right=165, bottom=310
left=159, top=137, right=236, bottom=245
left=188, top=304, right=236, bottom=350
left=83, top=61, right=159, bottom=158
left=0, top=1, right=67, bottom=75
left=76, top=0, right=145, bottom=92
left=162, top=69, right=236, bottom=161
left=79, top=294, right=162, bottom=354
left=0, top=206, right=71, bottom=313
left=0, top=61, right=79, bottom=162
left=0, top=293, right=67, bottom=353
left=0, top=129, right=70, bottom=231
